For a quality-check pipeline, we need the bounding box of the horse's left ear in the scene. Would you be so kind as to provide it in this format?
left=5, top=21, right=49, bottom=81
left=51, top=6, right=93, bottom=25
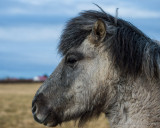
left=90, top=19, right=106, bottom=44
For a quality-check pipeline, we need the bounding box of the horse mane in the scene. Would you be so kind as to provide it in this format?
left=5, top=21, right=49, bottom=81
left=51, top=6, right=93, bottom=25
left=59, top=9, right=160, bottom=79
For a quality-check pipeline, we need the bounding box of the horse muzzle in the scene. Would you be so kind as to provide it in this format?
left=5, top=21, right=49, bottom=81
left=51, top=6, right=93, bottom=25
left=32, top=93, right=61, bottom=127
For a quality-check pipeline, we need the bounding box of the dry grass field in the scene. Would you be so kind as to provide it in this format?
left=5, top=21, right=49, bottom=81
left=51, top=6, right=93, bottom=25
left=0, top=83, right=110, bottom=128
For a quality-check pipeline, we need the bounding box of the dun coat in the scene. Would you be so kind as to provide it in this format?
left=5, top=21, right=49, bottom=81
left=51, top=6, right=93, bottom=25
left=32, top=8, right=160, bottom=128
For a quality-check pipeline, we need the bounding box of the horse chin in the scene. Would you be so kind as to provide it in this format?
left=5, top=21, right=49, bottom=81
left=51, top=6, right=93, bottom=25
left=35, top=110, right=62, bottom=127
left=44, top=120, right=58, bottom=127
left=43, top=113, right=61, bottom=127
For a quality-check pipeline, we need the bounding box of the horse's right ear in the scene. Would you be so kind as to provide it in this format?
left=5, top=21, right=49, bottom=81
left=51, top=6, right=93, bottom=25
left=90, top=19, right=106, bottom=45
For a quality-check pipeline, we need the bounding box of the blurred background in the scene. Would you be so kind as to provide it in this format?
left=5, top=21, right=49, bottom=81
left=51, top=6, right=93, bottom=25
left=0, top=0, right=159, bottom=128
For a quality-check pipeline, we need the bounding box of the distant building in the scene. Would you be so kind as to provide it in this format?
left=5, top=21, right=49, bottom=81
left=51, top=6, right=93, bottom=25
left=33, top=76, right=47, bottom=82
left=0, top=77, right=33, bottom=83
left=0, top=75, right=48, bottom=83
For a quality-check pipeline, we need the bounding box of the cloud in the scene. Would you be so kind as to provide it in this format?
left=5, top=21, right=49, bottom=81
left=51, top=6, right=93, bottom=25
left=16, top=0, right=53, bottom=6
left=1, top=0, right=160, bottom=19
left=117, top=7, right=160, bottom=18
left=77, top=4, right=160, bottom=18
left=1, top=0, right=159, bottom=19
left=0, top=0, right=79, bottom=16
left=16, top=0, right=77, bottom=6
left=0, top=25, right=63, bottom=42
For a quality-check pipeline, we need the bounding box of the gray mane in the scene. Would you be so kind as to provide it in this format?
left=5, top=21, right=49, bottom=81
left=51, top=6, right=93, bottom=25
left=59, top=10, right=160, bottom=79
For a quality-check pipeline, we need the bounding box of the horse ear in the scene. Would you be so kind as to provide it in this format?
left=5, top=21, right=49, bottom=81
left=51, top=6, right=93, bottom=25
left=90, top=19, right=106, bottom=44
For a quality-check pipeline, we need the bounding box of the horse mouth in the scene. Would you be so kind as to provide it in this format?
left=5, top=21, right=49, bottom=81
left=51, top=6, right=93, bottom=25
left=43, top=118, right=59, bottom=127
left=43, top=113, right=60, bottom=127
left=33, top=111, right=61, bottom=127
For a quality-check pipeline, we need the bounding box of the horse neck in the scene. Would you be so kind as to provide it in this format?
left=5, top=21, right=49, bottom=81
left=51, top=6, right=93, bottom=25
left=106, top=77, right=160, bottom=128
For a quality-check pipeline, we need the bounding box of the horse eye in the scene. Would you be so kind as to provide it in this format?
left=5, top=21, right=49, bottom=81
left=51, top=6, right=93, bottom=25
left=66, top=55, right=78, bottom=66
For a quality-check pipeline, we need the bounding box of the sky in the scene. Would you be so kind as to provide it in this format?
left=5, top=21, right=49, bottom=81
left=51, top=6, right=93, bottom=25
left=0, top=0, right=160, bottom=79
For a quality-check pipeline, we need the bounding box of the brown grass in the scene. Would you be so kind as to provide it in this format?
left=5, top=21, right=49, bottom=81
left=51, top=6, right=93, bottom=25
left=0, top=83, right=110, bottom=128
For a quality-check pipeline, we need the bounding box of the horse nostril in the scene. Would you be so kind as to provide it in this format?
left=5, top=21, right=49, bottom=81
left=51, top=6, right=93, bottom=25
left=32, top=93, right=48, bottom=124
left=32, top=93, right=45, bottom=114
left=32, top=95, right=38, bottom=114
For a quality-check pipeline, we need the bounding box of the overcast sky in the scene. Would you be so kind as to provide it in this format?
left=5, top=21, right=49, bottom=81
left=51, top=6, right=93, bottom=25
left=0, top=0, right=160, bottom=78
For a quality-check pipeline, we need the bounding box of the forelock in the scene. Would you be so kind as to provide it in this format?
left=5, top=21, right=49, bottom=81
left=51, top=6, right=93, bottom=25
left=58, top=10, right=116, bottom=55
